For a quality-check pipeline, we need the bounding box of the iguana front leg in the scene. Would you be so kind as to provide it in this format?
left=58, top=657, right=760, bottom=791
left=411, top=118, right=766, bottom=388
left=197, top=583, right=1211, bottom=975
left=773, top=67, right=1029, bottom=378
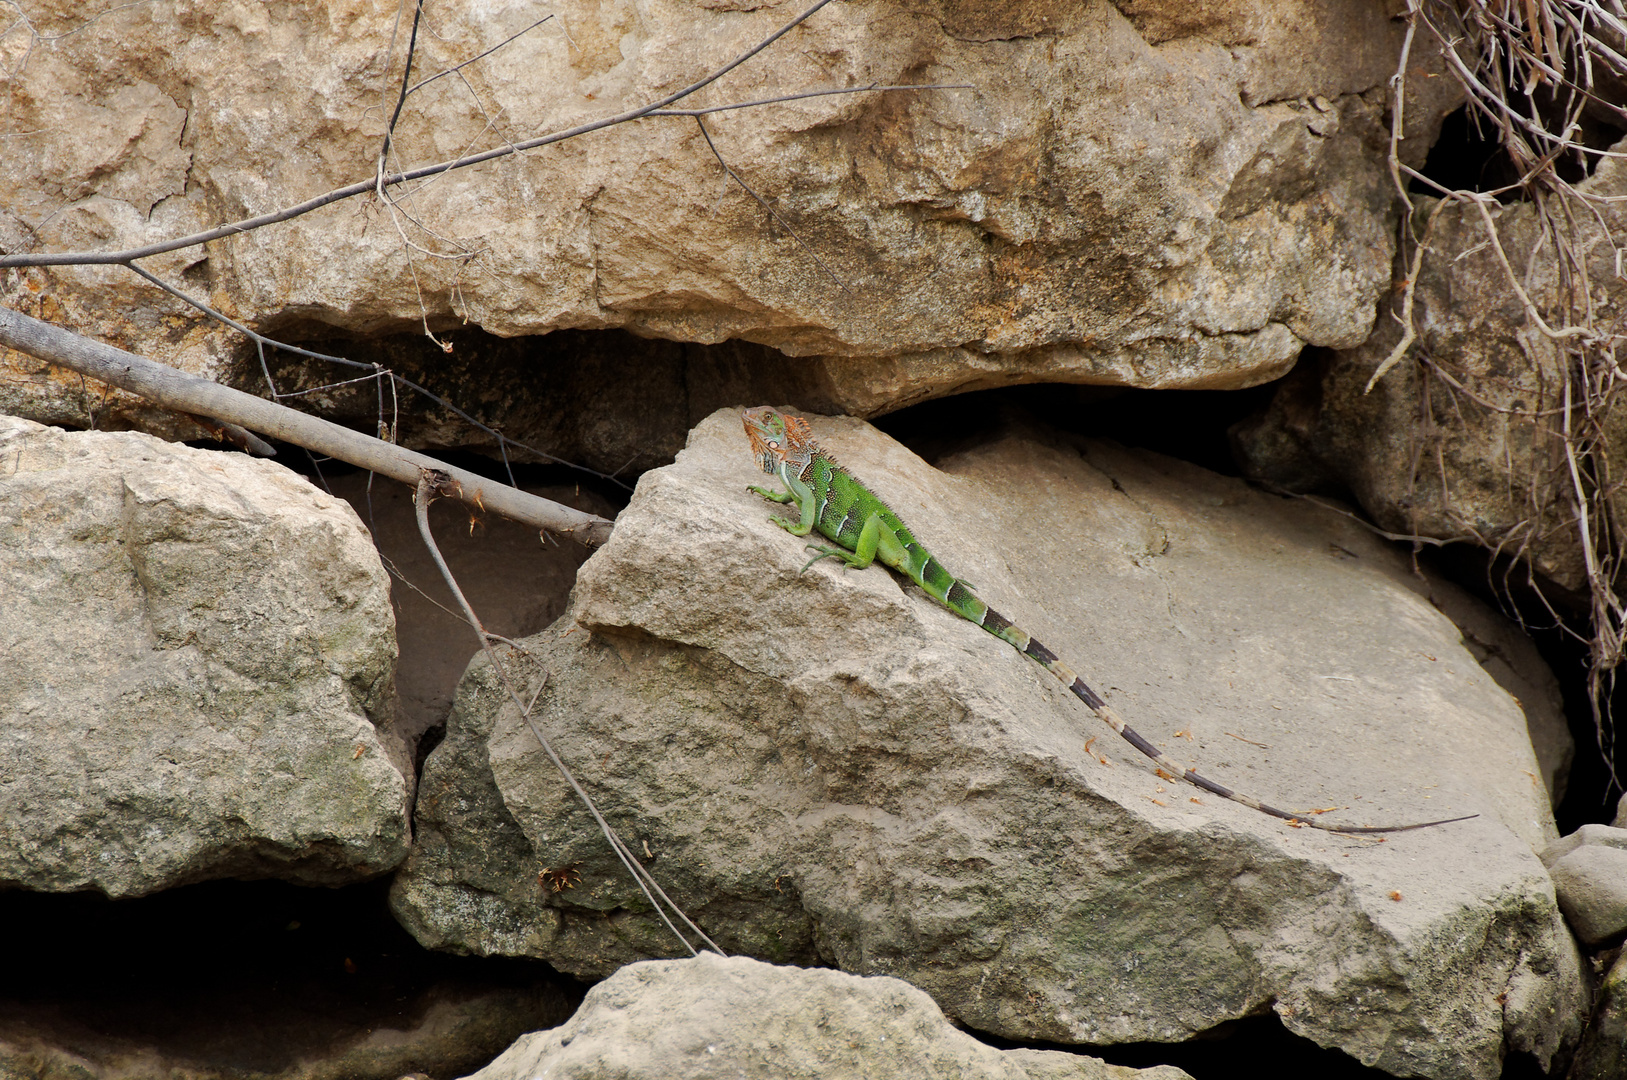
left=747, top=484, right=795, bottom=504
left=750, top=467, right=818, bottom=536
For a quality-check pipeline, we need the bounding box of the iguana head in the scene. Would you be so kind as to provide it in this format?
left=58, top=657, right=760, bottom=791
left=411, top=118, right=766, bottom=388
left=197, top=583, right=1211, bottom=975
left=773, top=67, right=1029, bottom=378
left=742, top=406, right=814, bottom=474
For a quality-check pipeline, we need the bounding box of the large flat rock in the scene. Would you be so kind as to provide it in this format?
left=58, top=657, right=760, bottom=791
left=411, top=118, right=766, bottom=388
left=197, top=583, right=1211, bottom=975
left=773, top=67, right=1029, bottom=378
left=391, top=408, right=1582, bottom=1080
left=0, top=415, right=408, bottom=896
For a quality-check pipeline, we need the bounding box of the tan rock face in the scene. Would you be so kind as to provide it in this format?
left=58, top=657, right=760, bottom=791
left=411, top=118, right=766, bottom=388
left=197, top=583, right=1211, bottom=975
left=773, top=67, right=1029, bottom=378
left=0, top=415, right=409, bottom=897
left=2, top=0, right=1458, bottom=431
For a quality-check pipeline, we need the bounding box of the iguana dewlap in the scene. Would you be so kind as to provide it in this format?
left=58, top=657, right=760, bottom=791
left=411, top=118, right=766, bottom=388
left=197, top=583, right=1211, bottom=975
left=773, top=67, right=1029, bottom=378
left=742, top=405, right=1473, bottom=835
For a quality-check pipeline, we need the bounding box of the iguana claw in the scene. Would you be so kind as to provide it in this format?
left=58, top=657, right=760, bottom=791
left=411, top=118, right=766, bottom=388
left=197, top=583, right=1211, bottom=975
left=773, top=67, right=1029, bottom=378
left=801, top=544, right=850, bottom=574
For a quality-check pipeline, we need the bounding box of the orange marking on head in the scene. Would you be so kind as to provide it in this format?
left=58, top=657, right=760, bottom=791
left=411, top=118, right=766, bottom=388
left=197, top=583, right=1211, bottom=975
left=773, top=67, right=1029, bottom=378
left=742, top=407, right=797, bottom=476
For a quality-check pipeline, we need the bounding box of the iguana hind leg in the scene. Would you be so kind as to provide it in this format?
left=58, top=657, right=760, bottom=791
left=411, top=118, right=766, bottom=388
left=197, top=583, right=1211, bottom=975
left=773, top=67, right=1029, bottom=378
left=802, top=512, right=907, bottom=574
left=800, top=513, right=879, bottom=573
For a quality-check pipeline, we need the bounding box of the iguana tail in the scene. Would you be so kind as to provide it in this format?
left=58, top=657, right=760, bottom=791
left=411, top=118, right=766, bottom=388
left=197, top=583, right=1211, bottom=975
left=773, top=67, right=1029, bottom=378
left=938, top=582, right=1474, bottom=834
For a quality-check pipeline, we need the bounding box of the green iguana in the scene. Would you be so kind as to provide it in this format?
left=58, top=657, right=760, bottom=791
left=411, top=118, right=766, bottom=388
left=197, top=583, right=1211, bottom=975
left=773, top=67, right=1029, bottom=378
left=742, top=405, right=1475, bottom=835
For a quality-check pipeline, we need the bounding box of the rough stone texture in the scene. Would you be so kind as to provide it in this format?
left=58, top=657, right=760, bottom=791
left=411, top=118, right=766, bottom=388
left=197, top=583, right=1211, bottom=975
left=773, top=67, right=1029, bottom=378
left=1421, top=574, right=1571, bottom=807
left=392, top=408, right=1583, bottom=1080
left=1572, top=945, right=1627, bottom=1080
left=1233, top=140, right=1627, bottom=594
left=1542, top=824, right=1627, bottom=946
left=0, top=414, right=408, bottom=897
left=461, top=954, right=1190, bottom=1080
left=0, top=981, right=574, bottom=1080
left=1, top=0, right=1460, bottom=440
left=1549, top=846, right=1627, bottom=946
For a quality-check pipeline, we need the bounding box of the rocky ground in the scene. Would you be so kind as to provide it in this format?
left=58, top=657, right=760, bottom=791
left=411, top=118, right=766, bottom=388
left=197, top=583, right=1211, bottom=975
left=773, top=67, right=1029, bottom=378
left=6, top=2, right=1627, bottom=1078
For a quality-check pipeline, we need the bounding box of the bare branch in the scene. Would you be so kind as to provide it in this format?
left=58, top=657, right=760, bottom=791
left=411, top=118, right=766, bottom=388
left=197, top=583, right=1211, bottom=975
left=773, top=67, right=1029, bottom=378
left=405, top=14, right=554, bottom=99
left=379, top=0, right=426, bottom=175
left=1365, top=200, right=1450, bottom=394
left=0, top=305, right=614, bottom=546
left=120, top=261, right=355, bottom=367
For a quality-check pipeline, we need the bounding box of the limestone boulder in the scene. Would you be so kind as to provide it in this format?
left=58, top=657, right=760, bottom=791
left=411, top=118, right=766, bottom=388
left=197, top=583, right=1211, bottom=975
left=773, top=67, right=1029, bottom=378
left=2, top=0, right=1459, bottom=439
left=0, top=415, right=409, bottom=897
left=392, top=408, right=1582, bottom=1080
left=461, top=953, right=1190, bottom=1080
left=1542, top=824, right=1627, bottom=946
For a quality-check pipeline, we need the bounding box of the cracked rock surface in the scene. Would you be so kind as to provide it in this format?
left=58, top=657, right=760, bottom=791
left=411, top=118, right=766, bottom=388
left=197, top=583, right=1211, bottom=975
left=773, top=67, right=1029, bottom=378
left=392, top=408, right=1582, bottom=1080
left=2, top=0, right=1458, bottom=435
left=0, top=415, right=409, bottom=897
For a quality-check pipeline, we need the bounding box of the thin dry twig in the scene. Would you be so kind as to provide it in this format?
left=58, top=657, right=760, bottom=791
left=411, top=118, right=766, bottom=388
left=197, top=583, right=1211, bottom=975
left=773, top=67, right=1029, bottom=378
left=378, top=0, right=427, bottom=178
left=1379, top=0, right=1627, bottom=790
left=406, top=14, right=554, bottom=99
left=693, top=115, right=851, bottom=294
left=111, top=259, right=625, bottom=487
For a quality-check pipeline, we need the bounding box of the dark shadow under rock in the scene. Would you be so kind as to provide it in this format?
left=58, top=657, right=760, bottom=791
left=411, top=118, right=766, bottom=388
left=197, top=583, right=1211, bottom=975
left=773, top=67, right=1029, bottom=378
left=245, top=328, right=841, bottom=479
left=0, top=879, right=581, bottom=1080
left=320, top=469, right=616, bottom=763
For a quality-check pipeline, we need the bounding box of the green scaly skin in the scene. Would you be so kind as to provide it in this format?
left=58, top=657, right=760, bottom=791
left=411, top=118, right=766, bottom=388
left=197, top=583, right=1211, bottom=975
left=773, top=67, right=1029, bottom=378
left=741, top=406, right=1476, bottom=836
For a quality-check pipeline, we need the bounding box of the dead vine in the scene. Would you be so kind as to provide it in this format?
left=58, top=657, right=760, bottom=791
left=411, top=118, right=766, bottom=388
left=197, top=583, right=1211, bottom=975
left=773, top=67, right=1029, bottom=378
left=413, top=470, right=720, bottom=957
left=1384, top=0, right=1627, bottom=789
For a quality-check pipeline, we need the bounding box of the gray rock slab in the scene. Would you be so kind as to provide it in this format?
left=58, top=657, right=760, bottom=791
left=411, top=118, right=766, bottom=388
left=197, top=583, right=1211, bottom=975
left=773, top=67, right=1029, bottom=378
left=392, top=409, right=1583, bottom=1080
left=0, top=415, right=408, bottom=896
left=1542, top=824, right=1627, bottom=866
left=459, top=953, right=1189, bottom=1080
left=1543, top=825, right=1627, bottom=945
left=1413, top=576, right=1571, bottom=807
left=1548, top=847, right=1627, bottom=945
